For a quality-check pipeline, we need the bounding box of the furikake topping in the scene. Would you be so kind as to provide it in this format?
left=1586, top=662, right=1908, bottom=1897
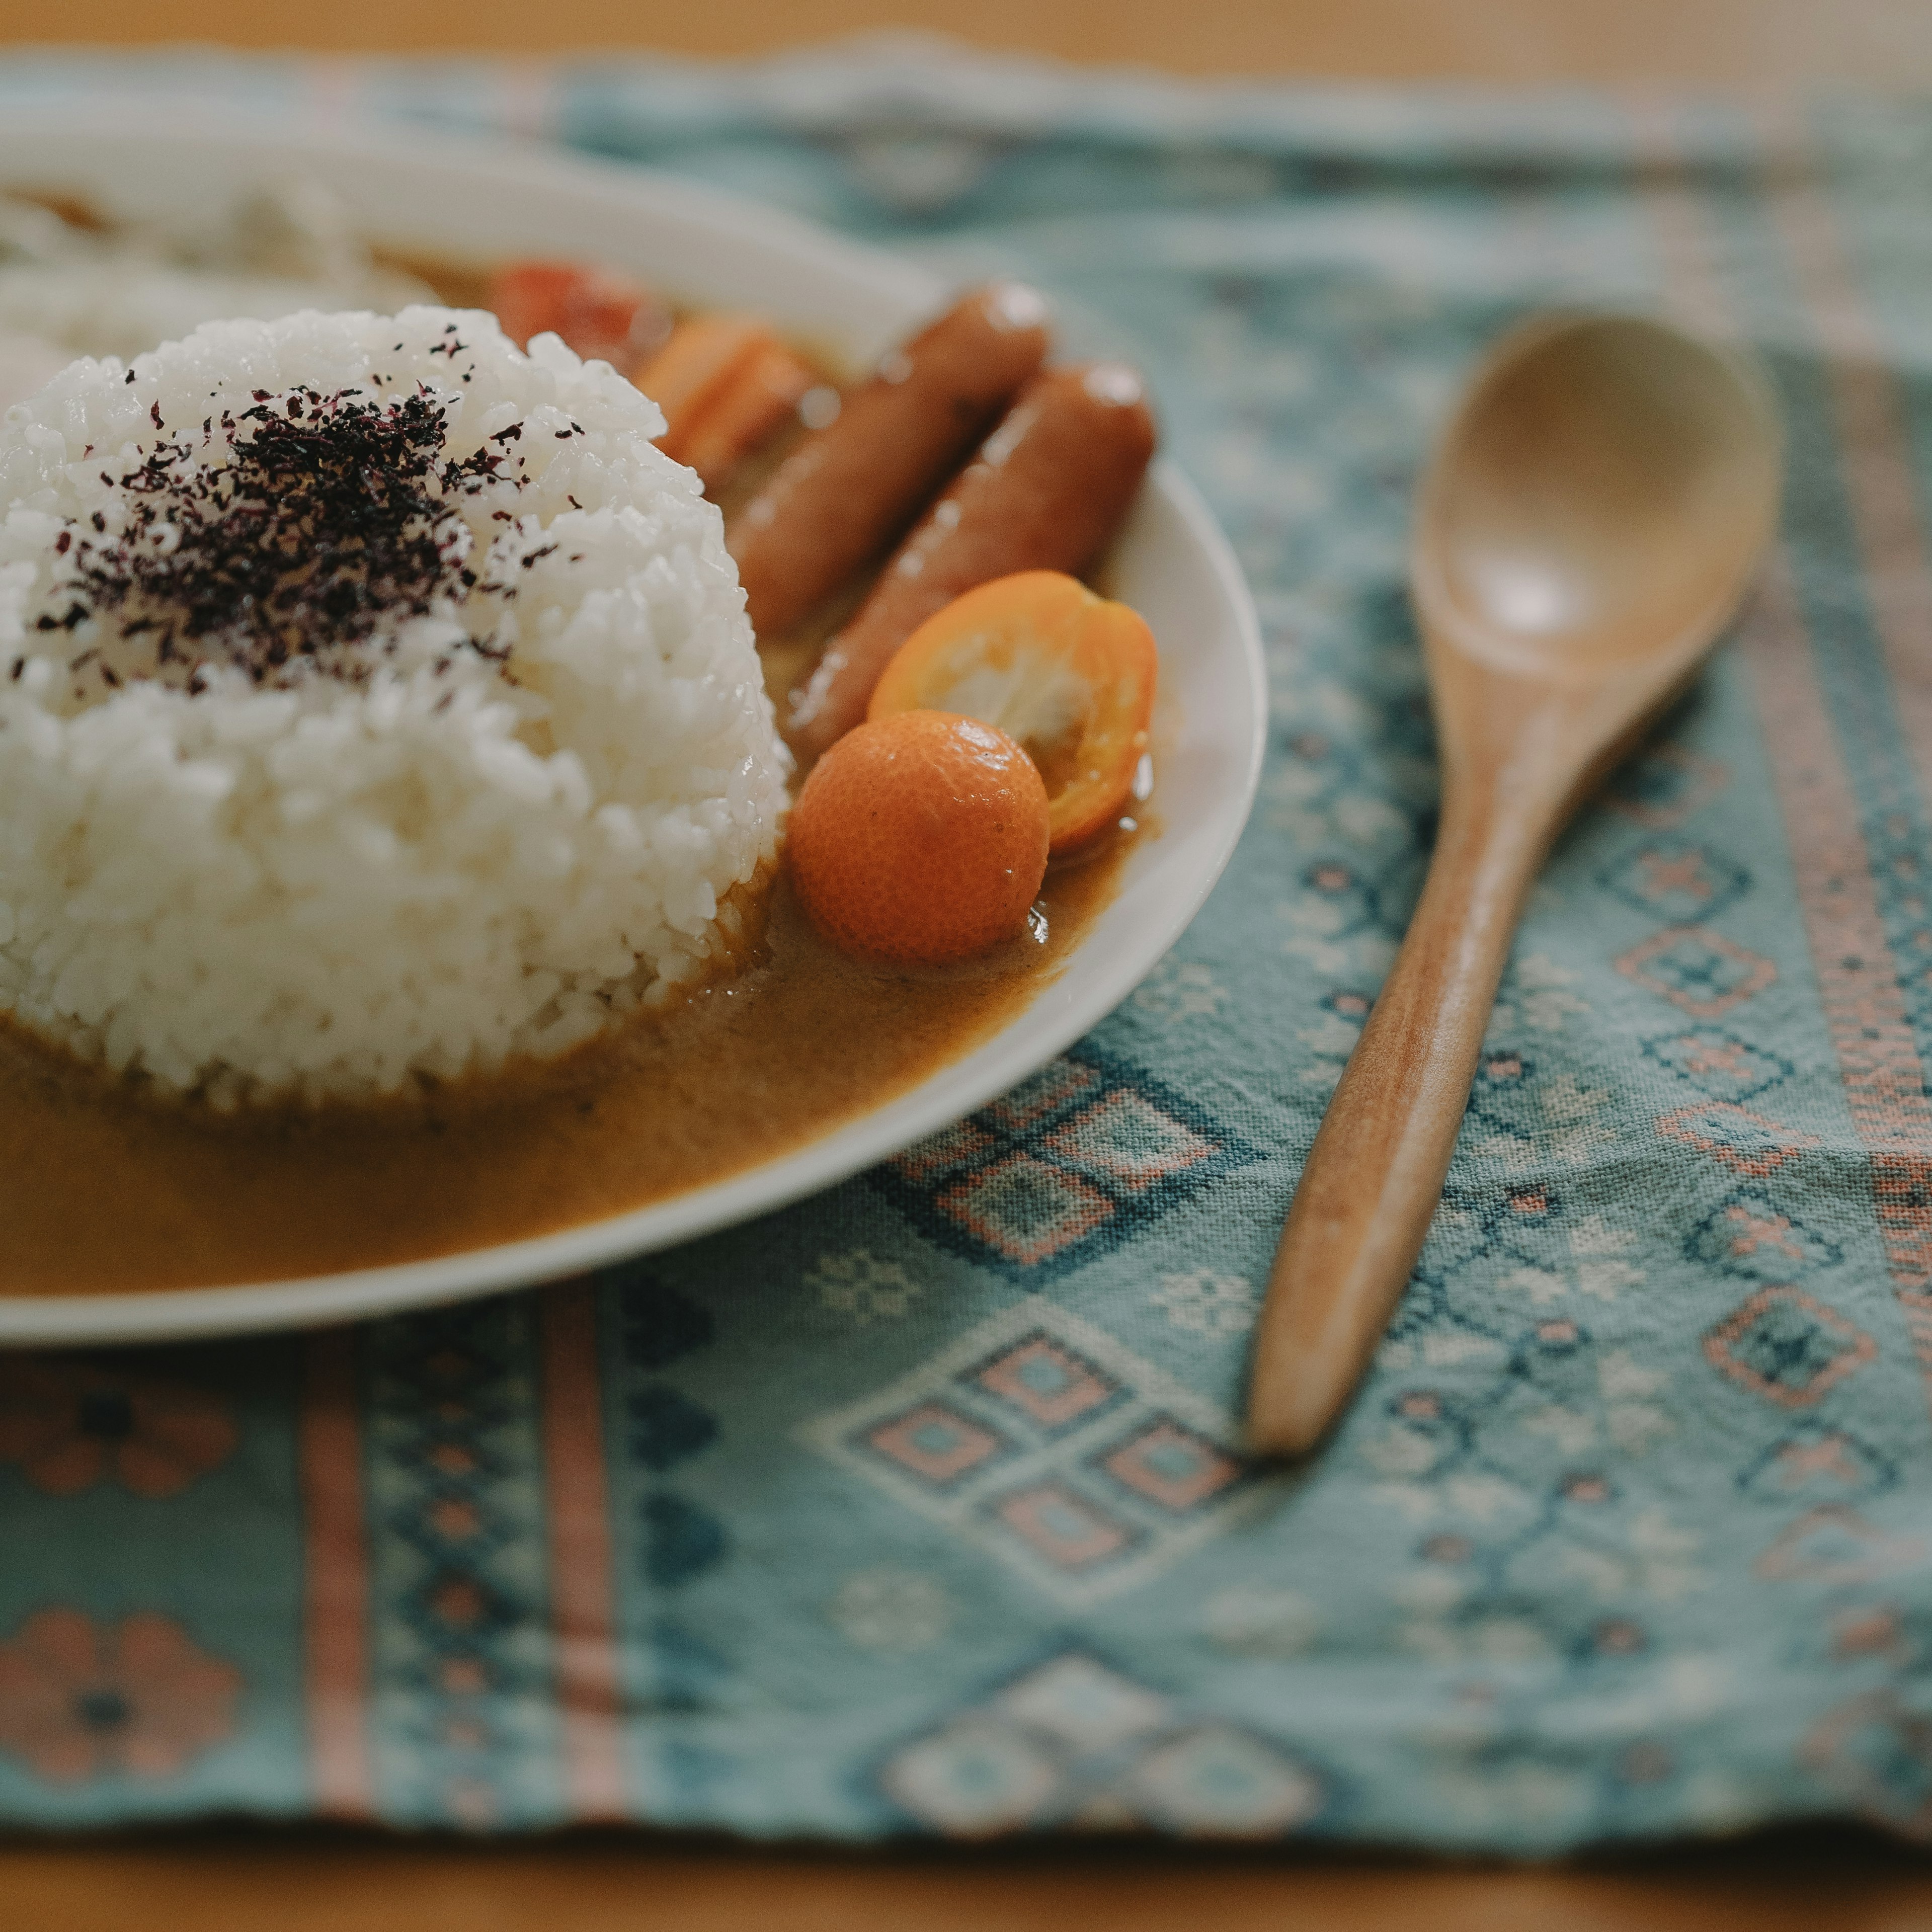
left=38, top=383, right=550, bottom=696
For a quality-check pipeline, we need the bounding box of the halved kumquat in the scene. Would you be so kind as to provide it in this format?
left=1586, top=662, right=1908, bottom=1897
left=865, top=571, right=1157, bottom=851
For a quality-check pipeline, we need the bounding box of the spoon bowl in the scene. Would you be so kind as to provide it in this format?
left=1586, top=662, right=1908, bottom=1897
left=1418, top=313, right=1782, bottom=678
left=1247, top=311, right=1783, bottom=1458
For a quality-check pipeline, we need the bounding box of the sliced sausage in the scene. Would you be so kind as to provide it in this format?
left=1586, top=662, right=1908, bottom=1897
left=726, top=283, right=1052, bottom=639
left=786, top=363, right=1157, bottom=759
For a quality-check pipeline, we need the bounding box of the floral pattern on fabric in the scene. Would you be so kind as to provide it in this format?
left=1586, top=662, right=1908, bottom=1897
left=0, top=1610, right=242, bottom=1784
left=2, top=45, right=1932, bottom=1853
left=0, top=1357, right=237, bottom=1499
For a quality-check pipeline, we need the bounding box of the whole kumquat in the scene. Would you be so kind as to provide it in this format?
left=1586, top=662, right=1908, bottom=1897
left=786, top=711, right=1051, bottom=966
left=866, top=570, right=1157, bottom=852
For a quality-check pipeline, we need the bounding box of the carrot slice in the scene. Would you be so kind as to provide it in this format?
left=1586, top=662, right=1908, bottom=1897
left=487, top=260, right=671, bottom=368
left=676, top=340, right=814, bottom=489
left=633, top=315, right=777, bottom=461
left=866, top=571, right=1157, bottom=852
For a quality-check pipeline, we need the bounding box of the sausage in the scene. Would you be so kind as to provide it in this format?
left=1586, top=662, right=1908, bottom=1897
left=786, top=363, right=1157, bottom=759
left=726, top=283, right=1052, bottom=639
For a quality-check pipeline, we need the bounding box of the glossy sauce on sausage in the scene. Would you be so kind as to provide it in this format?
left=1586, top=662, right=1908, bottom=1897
left=728, top=284, right=1052, bottom=638
left=787, top=363, right=1158, bottom=758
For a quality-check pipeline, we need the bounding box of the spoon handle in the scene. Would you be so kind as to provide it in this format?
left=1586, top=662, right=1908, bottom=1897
left=1247, top=777, right=1551, bottom=1456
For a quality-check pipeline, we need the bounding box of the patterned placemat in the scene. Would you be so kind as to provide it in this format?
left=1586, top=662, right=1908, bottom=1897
left=3, top=41, right=1932, bottom=1852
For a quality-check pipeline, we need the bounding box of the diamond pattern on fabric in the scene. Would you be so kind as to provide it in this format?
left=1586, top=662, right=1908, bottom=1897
left=878, top=1046, right=1263, bottom=1281
left=1657, top=1103, right=1820, bottom=1179
left=1686, top=1192, right=1843, bottom=1277
left=1736, top=1426, right=1896, bottom=1503
left=1096, top=1418, right=1243, bottom=1513
left=12, top=46, right=1932, bottom=1860
left=935, top=1155, right=1116, bottom=1268
left=1703, top=1288, right=1879, bottom=1408
left=1641, top=1029, right=1794, bottom=1101
left=974, top=1334, right=1119, bottom=1431
left=867, top=1403, right=1012, bottom=1487
left=1600, top=842, right=1750, bottom=925
left=1756, top=1507, right=1931, bottom=1584
left=360, top=1304, right=554, bottom=1826
left=1616, top=929, right=1778, bottom=1017
left=799, top=1301, right=1263, bottom=1606
left=878, top=1651, right=1322, bottom=1835
left=1041, top=1092, right=1218, bottom=1194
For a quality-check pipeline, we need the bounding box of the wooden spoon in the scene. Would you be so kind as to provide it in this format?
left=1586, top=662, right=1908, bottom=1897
left=1246, top=312, right=1783, bottom=1458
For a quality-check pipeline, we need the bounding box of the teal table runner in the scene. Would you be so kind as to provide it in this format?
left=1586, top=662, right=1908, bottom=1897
left=4, top=42, right=1932, bottom=1852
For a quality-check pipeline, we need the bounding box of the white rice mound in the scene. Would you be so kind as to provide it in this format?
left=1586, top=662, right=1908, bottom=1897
left=0, top=305, right=790, bottom=1106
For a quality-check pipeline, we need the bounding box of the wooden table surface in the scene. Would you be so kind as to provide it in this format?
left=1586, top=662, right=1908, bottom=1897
left=9, top=2, right=1932, bottom=1924
left=14, top=0, right=1932, bottom=87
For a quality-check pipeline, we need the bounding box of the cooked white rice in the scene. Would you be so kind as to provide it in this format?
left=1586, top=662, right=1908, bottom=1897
left=0, top=305, right=790, bottom=1105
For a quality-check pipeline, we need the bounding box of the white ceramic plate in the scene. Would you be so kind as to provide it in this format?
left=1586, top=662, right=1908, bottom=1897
left=0, top=110, right=1264, bottom=1343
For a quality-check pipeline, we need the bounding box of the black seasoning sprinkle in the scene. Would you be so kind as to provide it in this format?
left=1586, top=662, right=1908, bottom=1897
left=47, top=385, right=529, bottom=695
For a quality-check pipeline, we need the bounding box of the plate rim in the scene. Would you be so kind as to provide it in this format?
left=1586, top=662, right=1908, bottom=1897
left=0, top=108, right=1266, bottom=1344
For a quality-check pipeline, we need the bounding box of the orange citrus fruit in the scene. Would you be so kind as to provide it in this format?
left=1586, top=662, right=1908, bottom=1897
left=866, top=570, right=1157, bottom=852
left=787, top=710, right=1051, bottom=965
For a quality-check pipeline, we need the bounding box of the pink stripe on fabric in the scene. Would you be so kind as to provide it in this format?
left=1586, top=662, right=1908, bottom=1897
left=1744, top=556, right=1932, bottom=1297
left=298, top=1324, right=375, bottom=1817
left=1758, top=107, right=1932, bottom=827
left=540, top=1278, right=628, bottom=1820
left=1634, top=108, right=1932, bottom=1370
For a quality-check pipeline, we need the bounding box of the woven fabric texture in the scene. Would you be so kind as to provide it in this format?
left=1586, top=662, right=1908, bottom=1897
left=2, top=43, right=1932, bottom=1852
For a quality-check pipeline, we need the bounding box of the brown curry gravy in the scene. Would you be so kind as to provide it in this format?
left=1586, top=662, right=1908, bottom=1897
left=0, top=239, right=1143, bottom=1298
left=0, top=830, right=1134, bottom=1297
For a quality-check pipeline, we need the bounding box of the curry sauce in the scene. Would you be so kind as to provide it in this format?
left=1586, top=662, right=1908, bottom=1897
left=0, top=838, right=1129, bottom=1296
